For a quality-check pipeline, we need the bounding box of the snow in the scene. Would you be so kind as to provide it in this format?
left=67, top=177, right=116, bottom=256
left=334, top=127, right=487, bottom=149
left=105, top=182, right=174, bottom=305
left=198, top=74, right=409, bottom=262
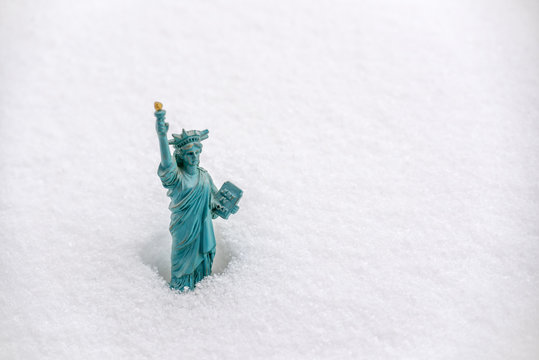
left=1, top=0, right=539, bottom=358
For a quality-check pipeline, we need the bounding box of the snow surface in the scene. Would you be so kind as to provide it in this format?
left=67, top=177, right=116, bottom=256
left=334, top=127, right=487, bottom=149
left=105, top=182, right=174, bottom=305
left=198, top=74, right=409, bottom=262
left=1, top=0, right=539, bottom=358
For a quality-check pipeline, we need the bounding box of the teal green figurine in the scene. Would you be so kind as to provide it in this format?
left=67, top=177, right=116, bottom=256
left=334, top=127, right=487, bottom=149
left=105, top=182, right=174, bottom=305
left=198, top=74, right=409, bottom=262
left=154, top=102, right=242, bottom=291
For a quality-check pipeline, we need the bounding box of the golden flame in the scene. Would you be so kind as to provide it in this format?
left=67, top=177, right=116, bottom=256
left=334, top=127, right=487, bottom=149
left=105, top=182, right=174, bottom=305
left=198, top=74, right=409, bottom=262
left=154, top=101, right=163, bottom=111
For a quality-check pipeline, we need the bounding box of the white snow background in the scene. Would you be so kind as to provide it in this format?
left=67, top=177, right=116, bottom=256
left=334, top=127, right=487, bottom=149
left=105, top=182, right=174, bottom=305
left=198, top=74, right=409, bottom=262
left=1, top=0, right=539, bottom=358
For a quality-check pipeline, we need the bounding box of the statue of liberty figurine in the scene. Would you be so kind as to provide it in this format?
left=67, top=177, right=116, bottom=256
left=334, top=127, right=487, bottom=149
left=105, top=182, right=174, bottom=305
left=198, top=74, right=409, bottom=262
left=154, top=102, right=242, bottom=291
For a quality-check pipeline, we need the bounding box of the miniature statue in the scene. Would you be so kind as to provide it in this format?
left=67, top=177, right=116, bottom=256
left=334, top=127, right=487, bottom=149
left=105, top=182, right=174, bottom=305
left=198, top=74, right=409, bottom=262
left=154, top=102, right=242, bottom=291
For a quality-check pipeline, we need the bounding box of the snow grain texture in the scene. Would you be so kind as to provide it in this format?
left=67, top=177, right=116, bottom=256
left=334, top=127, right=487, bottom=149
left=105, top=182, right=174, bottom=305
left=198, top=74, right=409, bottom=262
left=1, top=0, right=538, bottom=359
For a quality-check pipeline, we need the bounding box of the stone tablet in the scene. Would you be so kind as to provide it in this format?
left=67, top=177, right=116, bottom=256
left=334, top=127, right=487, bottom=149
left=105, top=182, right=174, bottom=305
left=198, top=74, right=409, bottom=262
left=214, top=181, right=243, bottom=219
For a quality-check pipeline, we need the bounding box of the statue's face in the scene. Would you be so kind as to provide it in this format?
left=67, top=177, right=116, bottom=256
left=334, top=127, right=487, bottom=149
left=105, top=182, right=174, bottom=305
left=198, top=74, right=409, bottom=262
left=183, top=147, right=201, bottom=166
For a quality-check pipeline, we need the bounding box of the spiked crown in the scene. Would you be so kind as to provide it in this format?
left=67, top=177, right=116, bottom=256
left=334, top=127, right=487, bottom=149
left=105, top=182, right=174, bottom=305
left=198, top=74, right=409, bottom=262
left=169, top=129, right=209, bottom=149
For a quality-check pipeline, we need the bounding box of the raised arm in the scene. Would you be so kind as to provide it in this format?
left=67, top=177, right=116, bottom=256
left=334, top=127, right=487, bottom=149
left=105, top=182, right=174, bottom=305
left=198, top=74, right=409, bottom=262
left=154, top=102, right=173, bottom=168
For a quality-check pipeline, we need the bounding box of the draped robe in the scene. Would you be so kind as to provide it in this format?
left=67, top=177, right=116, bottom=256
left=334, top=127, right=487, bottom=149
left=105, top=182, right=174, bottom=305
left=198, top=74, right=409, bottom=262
left=158, top=161, right=217, bottom=290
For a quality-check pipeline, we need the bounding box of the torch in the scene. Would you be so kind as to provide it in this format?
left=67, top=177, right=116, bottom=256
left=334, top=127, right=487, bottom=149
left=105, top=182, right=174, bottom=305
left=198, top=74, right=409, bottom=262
left=154, top=101, right=169, bottom=133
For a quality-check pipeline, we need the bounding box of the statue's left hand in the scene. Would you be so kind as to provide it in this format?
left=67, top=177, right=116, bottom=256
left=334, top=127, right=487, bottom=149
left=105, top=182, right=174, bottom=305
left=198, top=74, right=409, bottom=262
left=211, top=200, right=224, bottom=219
left=213, top=203, right=224, bottom=212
